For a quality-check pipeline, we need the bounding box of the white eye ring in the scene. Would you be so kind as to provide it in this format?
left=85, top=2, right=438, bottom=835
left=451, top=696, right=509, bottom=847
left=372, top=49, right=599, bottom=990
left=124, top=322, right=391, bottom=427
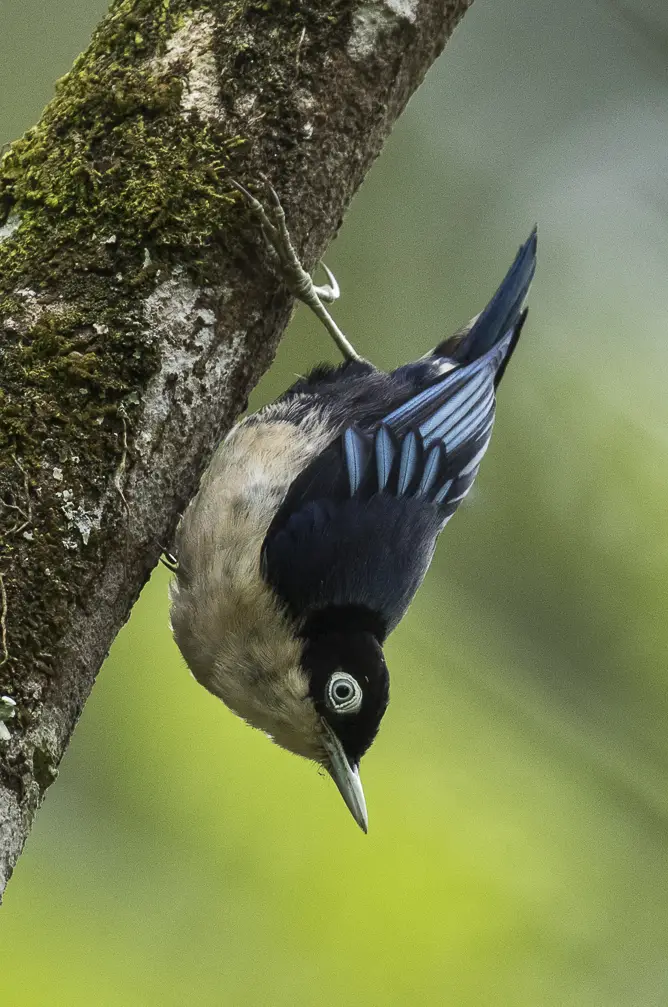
left=325, top=672, right=363, bottom=715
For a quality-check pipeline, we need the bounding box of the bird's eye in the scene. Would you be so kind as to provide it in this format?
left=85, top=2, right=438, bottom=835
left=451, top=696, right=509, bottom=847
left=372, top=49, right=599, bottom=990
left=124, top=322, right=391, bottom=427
left=325, top=672, right=363, bottom=715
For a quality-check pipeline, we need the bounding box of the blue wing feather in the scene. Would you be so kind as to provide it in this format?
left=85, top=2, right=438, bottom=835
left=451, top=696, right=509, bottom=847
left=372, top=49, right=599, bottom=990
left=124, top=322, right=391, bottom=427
left=415, top=445, right=443, bottom=497
left=433, top=478, right=454, bottom=505
left=262, top=229, right=536, bottom=630
left=337, top=332, right=509, bottom=518
left=397, top=431, right=420, bottom=496
left=446, top=387, right=495, bottom=452
left=343, top=427, right=368, bottom=495
left=375, top=425, right=395, bottom=491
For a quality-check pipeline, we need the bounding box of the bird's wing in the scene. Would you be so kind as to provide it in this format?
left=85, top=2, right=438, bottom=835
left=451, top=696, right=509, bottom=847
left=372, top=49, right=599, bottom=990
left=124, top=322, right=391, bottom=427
left=262, top=493, right=442, bottom=638
left=263, top=226, right=537, bottom=632
left=262, top=333, right=513, bottom=634
left=359, top=328, right=517, bottom=518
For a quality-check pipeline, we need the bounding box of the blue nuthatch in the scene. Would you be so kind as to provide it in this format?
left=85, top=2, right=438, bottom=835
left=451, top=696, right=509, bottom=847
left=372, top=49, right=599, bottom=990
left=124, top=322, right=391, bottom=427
left=170, top=181, right=536, bottom=831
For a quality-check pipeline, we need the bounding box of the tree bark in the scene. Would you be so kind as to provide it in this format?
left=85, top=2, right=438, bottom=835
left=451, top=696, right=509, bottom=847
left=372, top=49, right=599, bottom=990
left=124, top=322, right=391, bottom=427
left=0, top=0, right=472, bottom=899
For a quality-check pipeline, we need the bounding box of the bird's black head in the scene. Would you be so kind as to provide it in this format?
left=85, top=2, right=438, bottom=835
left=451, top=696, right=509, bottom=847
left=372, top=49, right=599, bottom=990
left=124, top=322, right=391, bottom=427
left=300, top=607, right=390, bottom=831
left=303, top=629, right=389, bottom=764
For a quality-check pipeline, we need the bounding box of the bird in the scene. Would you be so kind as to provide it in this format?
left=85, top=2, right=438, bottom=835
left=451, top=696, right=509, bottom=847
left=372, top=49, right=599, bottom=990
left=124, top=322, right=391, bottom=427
left=169, top=180, right=537, bottom=832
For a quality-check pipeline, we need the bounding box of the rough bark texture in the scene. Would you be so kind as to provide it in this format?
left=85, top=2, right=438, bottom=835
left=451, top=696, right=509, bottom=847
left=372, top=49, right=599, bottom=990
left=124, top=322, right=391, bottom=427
left=0, top=0, right=472, bottom=899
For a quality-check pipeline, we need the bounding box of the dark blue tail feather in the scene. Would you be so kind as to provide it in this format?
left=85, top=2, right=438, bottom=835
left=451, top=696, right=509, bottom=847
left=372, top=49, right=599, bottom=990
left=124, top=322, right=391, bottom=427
left=437, top=227, right=537, bottom=370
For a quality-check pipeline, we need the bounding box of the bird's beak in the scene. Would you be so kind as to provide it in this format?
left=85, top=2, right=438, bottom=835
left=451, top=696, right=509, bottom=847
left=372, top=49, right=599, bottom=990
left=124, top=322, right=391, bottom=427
left=320, top=718, right=368, bottom=833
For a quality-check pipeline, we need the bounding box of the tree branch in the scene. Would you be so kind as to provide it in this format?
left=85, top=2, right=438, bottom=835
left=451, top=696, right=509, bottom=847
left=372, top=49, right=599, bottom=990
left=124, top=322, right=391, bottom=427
left=0, top=0, right=472, bottom=899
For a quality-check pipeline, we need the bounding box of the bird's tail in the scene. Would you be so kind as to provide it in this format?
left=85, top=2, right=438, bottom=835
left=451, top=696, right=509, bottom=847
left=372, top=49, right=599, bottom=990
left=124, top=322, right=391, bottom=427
left=434, top=227, right=537, bottom=384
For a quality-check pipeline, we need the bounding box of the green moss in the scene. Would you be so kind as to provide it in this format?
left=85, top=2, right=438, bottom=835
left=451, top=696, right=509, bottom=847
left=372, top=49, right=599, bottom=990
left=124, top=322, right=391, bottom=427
left=0, top=0, right=357, bottom=458
left=0, top=56, right=241, bottom=288
left=0, top=0, right=359, bottom=708
left=0, top=2, right=249, bottom=467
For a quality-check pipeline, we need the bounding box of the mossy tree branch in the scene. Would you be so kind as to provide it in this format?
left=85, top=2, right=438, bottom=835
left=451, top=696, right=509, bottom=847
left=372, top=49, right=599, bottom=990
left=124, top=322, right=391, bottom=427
left=0, top=0, right=471, bottom=898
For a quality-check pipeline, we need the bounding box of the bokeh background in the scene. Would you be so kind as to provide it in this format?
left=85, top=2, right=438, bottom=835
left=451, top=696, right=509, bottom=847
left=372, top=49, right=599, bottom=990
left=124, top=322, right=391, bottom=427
left=3, top=0, right=668, bottom=1003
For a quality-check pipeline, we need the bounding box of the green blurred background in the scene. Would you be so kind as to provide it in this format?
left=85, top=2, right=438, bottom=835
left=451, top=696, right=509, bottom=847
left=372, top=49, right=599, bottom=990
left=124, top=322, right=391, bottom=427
left=3, top=1, right=668, bottom=1004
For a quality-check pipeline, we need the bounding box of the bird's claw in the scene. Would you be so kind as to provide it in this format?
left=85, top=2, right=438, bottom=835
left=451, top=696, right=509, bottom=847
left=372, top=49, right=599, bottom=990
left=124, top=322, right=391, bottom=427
left=232, top=176, right=362, bottom=363
left=313, top=261, right=340, bottom=304
left=233, top=176, right=340, bottom=307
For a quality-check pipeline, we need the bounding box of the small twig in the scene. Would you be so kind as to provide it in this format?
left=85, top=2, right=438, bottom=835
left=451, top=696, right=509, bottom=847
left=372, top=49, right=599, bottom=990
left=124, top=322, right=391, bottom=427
left=1, top=455, right=33, bottom=537
left=10, top=454, right=31, bottom=536
left=113, top=411, right=130, bottom=518
left=0, top=574, right=9, bottom=668
left=1, top=498, right=29, bottom=527
left=113, top=410, right=131, bottom=570
left=295, top=26, right=306, bottom=74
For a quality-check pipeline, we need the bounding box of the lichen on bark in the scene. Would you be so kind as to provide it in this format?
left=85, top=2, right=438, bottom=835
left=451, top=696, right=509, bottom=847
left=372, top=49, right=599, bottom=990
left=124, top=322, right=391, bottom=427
left=0, top=0, right=359, bottom=706
left=0, top=2, right=237, bottom=728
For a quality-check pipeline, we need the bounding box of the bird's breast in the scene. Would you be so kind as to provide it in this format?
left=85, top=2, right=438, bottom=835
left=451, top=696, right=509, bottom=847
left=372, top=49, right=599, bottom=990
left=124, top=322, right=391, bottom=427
left=169, top=410, right=334, bottom=720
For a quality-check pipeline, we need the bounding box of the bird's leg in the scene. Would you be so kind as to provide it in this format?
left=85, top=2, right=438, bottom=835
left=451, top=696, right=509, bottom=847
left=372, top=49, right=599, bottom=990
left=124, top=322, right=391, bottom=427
left=157, top=540, right=179, bottom=572
left=233, top=178, right=364, bottom=363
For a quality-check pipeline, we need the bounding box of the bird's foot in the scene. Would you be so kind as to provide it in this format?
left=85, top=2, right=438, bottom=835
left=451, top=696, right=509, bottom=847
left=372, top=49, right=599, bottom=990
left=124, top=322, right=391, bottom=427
left=233, top=176, right=363, bottom=363
left=159, top=548, right=179, bottom=573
